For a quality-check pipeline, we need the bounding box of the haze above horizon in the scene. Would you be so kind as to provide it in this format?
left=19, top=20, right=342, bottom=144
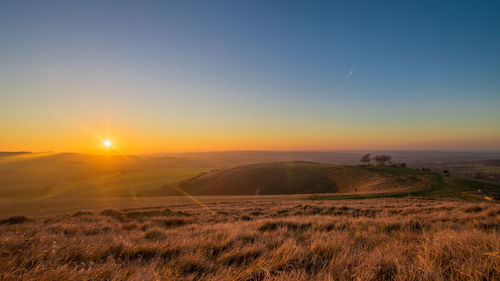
left=1, top=0, right=499, bottom=154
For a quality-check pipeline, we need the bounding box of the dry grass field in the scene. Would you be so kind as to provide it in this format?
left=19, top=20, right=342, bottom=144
left=1, top=197, right=499, bottom=281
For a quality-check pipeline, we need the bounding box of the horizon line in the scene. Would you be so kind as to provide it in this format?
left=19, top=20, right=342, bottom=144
left=2, top=148, right=500, bottom=157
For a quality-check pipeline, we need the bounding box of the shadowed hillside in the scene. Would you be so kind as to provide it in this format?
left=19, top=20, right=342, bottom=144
left=179, top=161, right=440, bottom=195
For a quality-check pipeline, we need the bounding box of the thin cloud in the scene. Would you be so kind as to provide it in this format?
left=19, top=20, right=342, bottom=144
left=344, top=69, right=354, bottom=82
left=339, top=69, right=354, bottom=88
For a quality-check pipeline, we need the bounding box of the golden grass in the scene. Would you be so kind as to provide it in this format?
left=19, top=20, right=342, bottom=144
left=0, top=198, right=499, bottom=280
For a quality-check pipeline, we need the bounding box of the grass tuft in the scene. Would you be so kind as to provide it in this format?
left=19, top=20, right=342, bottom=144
left=0, top=215, right=31, bottom=225
left=144, top=228, right=167, bottom=241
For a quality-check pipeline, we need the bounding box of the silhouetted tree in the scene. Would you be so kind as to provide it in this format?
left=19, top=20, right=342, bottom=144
left=400, top=163, right=407, bottom=168
left=374, top=155, right=391, bottom=166
left=360, top=153, right=371, bottom=165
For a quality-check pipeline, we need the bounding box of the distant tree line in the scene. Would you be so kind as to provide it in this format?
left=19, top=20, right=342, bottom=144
left=360, top=153, right=406, bottom=167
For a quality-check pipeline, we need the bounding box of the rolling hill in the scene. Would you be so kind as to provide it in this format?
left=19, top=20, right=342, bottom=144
left=1, top=153, right=498, bottom=200
left=0, top=152, right=209, bottom=199
left=178, top=161, right=440, bottom=195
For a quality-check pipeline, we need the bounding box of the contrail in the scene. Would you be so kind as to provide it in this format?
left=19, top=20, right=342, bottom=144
left=344, top=69, right=354, bottom=82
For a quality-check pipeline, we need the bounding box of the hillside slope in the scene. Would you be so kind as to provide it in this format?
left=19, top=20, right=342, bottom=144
left=2, top=153, right=497, bottom=199
left=0, top=153, right=208, bottom=199
left=179, top=161, right=439, bottom=195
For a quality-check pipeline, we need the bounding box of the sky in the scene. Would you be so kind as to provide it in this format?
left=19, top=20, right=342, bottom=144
left=1, top=0, right=499, bottom=154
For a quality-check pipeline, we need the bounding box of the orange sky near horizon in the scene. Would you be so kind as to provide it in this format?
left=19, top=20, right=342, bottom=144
left=2, top=117, right=499, bottom=154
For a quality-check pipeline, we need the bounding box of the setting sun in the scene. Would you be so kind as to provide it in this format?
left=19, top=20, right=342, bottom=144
left=103, top=140, right=111, bottom=147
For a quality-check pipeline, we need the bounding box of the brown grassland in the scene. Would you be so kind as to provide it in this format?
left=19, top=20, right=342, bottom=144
left=0, top=197, right=499, bottom=280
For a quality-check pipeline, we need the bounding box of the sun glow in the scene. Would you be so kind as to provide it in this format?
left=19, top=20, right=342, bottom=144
left=103, top=140, right=111, bottom=147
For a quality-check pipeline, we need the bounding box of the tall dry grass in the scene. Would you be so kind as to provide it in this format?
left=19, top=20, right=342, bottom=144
left=0, top=198, right=499, bottom=280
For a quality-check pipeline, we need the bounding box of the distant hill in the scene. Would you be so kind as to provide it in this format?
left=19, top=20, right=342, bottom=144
left=0, top=152, right=32, bottom=157
left=157, top=150, right=500, bottom=168
left=178, top=161, right=438, bottom=195
left=483, top=159, right=500, bottom=166
left=1, top=152, right=498, bottom=199
left=0, top=152, right=209, bottom=199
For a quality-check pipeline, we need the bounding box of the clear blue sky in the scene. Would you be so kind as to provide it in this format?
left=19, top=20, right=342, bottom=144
left=1, top=0, right=499, bottom=152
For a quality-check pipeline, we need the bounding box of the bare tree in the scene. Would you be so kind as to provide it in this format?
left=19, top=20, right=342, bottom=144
left=360, top=153, right=371, bottom=165
left=374, top=155, right=391, bottom=166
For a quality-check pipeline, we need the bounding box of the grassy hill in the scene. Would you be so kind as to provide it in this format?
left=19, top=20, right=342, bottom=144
left=1, top=153, right=498, bottom=200
left=178, top=161, right=442, bottom=195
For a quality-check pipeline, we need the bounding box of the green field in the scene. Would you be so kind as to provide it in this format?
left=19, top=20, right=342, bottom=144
left=0, top=152, right=209, bottom=199
left=1, top=153, right=499, bottom=208
left=308, top=172, right=500, bottom=202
